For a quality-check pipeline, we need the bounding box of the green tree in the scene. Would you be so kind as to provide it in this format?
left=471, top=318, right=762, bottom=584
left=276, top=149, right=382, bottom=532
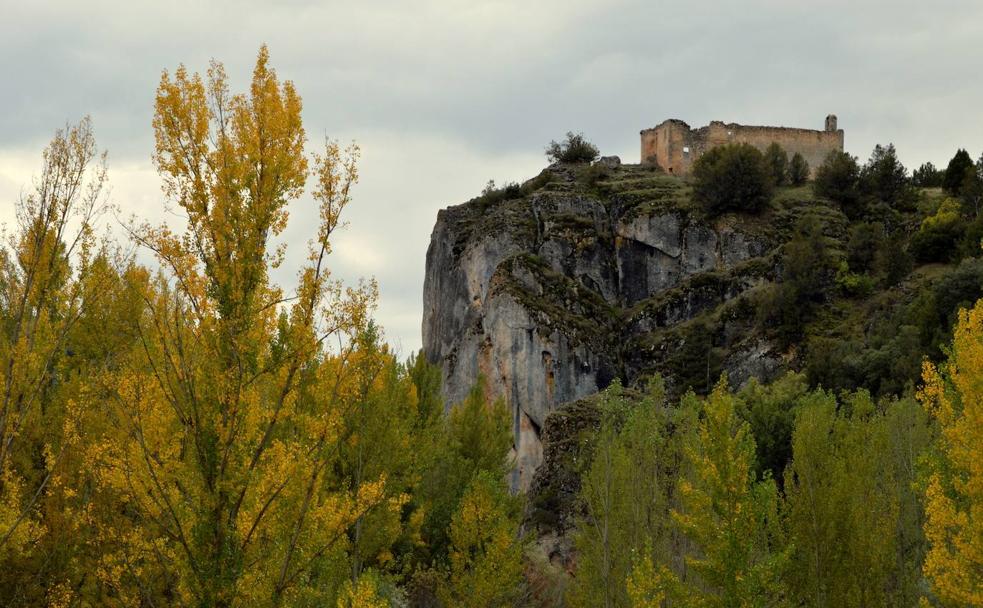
left=785, top=390, right=929, bottom=607
left=546, top=132, right=600, bottom=164
left=415, top=378, right=512, bottom=566
left=439, top=471, right=523, bottom=608
left=736, top=373, right=809, bottom=482
left=569, top=380, right=695, bottom=608
left=958, top=155, right=983, bottom=217
left=910, top=198, right=964, bottom=263
left=641, top=380, right=789, bottom=607
left=789, top=152, right=810, bottom=186
left=814, top=150, right=861, bottom=215
left=692, top=143, right=773, bottom=215
left=764, top=143, right=789, bottom=186
left=859, top=143, right=912, bottom=209
left=913, top=161, right=943, bottom=188
left=761, top=216, right=836, bottom=345
left=942, top=148, right=974, bottom=195
left=328, top=326, right=422, bottom=586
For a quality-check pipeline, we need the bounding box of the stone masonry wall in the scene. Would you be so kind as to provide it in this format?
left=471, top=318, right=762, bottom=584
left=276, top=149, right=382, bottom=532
left=640, top=117, right=844, bottom=178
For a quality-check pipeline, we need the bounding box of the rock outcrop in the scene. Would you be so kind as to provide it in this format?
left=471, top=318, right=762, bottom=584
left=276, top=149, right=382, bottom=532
left=423, top=162, right=790, bottom=490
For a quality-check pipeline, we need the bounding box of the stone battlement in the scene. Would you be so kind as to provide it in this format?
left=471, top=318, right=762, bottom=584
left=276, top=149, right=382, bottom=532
left=640, top=116, right=844, bottom=178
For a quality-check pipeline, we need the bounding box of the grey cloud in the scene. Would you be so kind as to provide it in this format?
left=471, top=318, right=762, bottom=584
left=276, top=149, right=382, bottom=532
left=3, top=0, right=983, bottom=350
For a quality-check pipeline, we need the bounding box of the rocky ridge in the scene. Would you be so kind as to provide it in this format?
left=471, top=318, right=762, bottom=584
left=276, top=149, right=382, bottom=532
left=423, top=160, right=814, bottom=491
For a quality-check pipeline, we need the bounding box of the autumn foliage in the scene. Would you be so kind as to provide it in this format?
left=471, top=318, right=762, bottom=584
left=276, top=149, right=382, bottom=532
left=0, top=47, right=520, bottom=607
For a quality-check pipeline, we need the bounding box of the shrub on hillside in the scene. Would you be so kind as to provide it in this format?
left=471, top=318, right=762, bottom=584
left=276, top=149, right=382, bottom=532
left=545, top=132, right=600, bottom=164
left=691, top=143, right=773, bottom=215
left=910, top=198, right=965, bottom=263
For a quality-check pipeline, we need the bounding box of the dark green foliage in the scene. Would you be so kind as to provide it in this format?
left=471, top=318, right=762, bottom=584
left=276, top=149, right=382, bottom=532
left=958, top=214, right=983, bottom=258
left=691, top=143, right=773, bottom=215
left=415, top=378, right=512, bottom=565
left=545, top=131, right=600, bottom=164
left=784, top=392, right=930, bottom=607
left=943, top=148, right=974, bottom=194
left=846, top=222, right=883, bottom=273
left=910, top=224, right=963, bottom=263
left=910, top=199, right=964, bottom=264
left=873, top=231, right=913, bottom=287
left=958, top=158, right=983, bottom=216
left=764, top=142, right=788, bottom=186
left=805, top=258, right=983, bottom=396
left=471, top=171, right=553, bottom=212
left=814, top=150, right=861, bottom=212
left=912, top=161, right=943, bottom=187
left=843, top=222, right=911, bottom=287
left=859, top=143, right=913, bottom=210
left=760, top=217, right=837, bottom=345
left=667, top=320, right=723, bottom=394
left=789, top=152, right=809, bottom=186
left=736, top=373, right=809, bottom=483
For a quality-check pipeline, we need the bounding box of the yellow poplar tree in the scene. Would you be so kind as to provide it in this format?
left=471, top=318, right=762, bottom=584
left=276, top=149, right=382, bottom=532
left=919, top=300, right=983, bottom=606
left=82, top=46, right=383, bottom=606
left=439, top=471, right=523, bottom=608
left=649, top=379, right=788, bottom=608
left=0, top=118, right=109, bottom=571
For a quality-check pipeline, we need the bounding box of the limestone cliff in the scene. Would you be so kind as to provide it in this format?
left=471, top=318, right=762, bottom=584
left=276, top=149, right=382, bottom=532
left=423, top=160, right=802, bottom=490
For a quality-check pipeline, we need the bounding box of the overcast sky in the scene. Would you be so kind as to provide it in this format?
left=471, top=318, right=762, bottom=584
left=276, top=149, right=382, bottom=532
left=2, top=0, right=982, bottom=354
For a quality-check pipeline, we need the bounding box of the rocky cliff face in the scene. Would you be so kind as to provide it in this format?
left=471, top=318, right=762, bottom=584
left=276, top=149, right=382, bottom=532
left=423, top=161, right=792, bottom=490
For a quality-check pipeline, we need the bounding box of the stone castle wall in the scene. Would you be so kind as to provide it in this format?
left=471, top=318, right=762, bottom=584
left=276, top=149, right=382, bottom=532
left=640, top=117, right=844, bottom=178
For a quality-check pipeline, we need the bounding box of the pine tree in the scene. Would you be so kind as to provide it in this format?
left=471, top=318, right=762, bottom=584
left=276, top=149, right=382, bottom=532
left=764, top=143, right=789, bottom=186
left=942, top=148, right=974, bottom=195
left=789, top=152, right=810, bottom=186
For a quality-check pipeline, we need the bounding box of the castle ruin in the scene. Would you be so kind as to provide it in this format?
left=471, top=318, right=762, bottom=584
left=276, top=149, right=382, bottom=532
left=640, top=115, right=844, bottom=177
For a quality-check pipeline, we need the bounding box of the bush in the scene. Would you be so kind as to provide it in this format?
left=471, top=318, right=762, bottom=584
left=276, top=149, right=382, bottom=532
left=691, top=143, right=773, bottom=215
left=910, top=198, right=965, bottom=263
left=579, top=162, right=612, bottom=187
left=943, top=148, right=974, bottom=195
left=814, top=150, right=861, bottom=213
left=764, top=143, right=788, bottom=186
left=472, top=171, right=553, bottom=211
left=545, top=132, right=600, bottom=164
left=789, top=152, right=810, bottom=186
